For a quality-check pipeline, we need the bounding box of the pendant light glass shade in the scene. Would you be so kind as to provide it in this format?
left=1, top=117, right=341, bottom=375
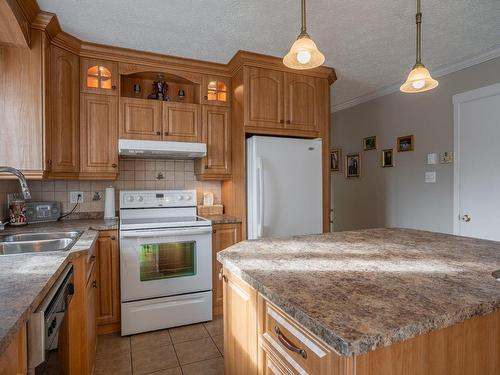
left=400, top=63, right=438, bottom=93
left=283, top=0, right=325, bottom=70
left=400, top=0, right=438, bottom=93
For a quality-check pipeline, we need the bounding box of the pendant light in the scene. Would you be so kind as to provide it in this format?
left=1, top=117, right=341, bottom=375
left=400, top=0, right=438, bottom=93
left=283, top=0, right=325, bottom=70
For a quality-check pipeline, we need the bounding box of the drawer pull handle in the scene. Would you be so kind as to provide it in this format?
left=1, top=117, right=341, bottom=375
left=90, top=255, right=96, bottom=261
left=274, top=326, right=307, bottom=359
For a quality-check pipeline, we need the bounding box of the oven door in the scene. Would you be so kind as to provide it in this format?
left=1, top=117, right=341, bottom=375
left=120, top=226, right=212, bottom=302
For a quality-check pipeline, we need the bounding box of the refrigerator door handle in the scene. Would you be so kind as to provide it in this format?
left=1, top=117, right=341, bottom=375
left=257, top=157, right=264, bottom=238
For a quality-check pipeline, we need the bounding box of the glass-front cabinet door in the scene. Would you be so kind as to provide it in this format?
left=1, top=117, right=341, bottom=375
left=80, top=58, right=118, bottom=95
left=140, top=241, right=196, bottom=281
left=202, top=75, right=230, bottom=106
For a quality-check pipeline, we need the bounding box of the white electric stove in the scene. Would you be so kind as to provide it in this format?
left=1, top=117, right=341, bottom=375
left=119, top=190, right=212, bottom=336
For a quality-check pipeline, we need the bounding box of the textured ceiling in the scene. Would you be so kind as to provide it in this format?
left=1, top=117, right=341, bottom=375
left=38, top=0, right=500, bottom=109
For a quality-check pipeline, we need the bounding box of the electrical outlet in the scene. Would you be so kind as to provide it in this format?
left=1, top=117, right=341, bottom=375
left=69, top=191, right=83, bottom=204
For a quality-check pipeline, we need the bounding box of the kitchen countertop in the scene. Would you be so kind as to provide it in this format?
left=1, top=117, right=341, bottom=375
left=204, top=215, right=242, bottom=225
left=217, top=228, right=500, bottom=357
left=0, top=218, right=118, bottom=356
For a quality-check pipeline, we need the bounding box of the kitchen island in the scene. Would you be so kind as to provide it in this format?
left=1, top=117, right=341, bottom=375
left=217, top=228, right=500, bottom=375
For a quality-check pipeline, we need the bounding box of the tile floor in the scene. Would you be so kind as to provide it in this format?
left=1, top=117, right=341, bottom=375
left=95, top=316, right=224, bottom=375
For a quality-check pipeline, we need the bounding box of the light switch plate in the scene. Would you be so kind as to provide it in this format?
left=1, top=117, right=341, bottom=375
left=69, top=191, right=83, bottom=203
left=440, top=151, right=453, bottom=164
left=425, top=171, right=436, bottom=183
left=427, top=153, right=437, bottom=165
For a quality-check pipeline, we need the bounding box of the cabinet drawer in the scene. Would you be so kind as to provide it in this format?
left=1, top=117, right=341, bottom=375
left=85, top=243, right=97, bottom=284
left=259, top=296, right=332, bottom=375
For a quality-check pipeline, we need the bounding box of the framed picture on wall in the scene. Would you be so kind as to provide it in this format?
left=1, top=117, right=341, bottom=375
left=363, top=136, right=377, bottom=151
left=345, top=153, right=361, bottom=178
left=381, top=149, right=394, bottom=167
left=330, top=149, right=341, bottom=171
left=397, top=135, right=414, bottom=152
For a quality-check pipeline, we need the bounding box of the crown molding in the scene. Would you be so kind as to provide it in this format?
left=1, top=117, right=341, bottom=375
left=332, top=45, right=500, bottom=113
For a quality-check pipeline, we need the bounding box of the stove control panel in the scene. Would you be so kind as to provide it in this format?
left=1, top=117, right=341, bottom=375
left=120, top=190, right=197, bottom=209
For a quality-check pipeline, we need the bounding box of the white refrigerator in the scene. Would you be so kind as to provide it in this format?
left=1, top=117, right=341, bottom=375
left=247, top=136, right=323, bottom=239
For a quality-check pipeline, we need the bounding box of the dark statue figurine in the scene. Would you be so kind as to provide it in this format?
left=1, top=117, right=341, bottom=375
left=147, top=80, right=168, bottom=100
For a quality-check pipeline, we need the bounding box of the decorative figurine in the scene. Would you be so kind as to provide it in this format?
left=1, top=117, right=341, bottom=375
left=133, top=83, right=141, bottom=96
left=147, top=75, right=168, bottom=100
left=178, top=89, right=185, bottom=100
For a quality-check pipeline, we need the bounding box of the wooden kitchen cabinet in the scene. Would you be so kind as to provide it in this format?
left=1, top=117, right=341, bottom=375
left=85, top=265, right=97, bottom=375
left=49, top=44, right=80, bottom=175
left=96, top=230, right=121, bottom=334
left=244, top=67, right=285, bottom=129
left=202, top=75, right=230, bottom=106
left=222, top=267, right=258, bottom=375
left=195, top=105, right=232, bottom=180
left=212, top=223, right=241, bottom=315
left=284, top=73, right=321, bottom=132
left=162, top=102, right=201, bottom=142
left=120, top=97, right=162, bottom=140
left=80, top=93, right=119, bottom=177
left=81, top=57, right=118, bottom=96
left=0, top=325, right=27, bottom=375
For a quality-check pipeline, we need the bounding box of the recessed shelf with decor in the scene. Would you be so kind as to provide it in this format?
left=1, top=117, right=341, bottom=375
left=120, top=71, right=200, bottom=104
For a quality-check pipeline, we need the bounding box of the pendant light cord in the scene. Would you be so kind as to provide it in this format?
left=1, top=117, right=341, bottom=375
left=415, top=0, right=422, bottom=64
left=300, top=0, right=307, bottom=35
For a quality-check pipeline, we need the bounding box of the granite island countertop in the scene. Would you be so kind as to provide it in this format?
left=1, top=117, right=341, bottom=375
left=0, top=218, right=118, bottom=356
left=217, top=228, right=500, bottom=357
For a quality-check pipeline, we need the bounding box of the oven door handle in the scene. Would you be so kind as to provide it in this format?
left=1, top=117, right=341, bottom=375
left=120, top=227, right=213, bottom=238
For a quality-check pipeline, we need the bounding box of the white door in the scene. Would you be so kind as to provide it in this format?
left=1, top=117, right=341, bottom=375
left=454, top=82, right=500, bottom=241
left=247, top=136, right=322, bottom=239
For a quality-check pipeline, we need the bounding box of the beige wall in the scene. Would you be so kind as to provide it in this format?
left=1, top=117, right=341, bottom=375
left=0, top=159, right=221, bottom=219
left=331, top=56, right=500, bottom=233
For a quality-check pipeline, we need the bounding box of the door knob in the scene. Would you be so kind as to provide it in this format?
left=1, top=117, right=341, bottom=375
left=461, top=214, right=471, bottom=222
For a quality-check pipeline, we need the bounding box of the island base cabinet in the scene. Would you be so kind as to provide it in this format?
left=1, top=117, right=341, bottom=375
left=223, top=269, right=500, bottom=375
left=222, top=267, right=258, bottom=375
left=0, top=325, right=27, bottom=375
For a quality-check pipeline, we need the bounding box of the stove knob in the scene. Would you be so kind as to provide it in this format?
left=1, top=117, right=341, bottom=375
left=185, top=195, right=192, bottom=201
left=126, top=196, right=134, bottom=202
left=178, top=195, right=184, bottom=200
left=137, top=196, right=144, bottom=202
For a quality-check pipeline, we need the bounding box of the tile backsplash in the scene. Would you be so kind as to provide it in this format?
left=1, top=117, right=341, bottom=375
left=0, top=159, right=221, bottom=218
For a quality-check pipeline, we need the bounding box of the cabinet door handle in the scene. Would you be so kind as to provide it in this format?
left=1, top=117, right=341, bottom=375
left=156, top=131, right=161, bottom=135
left=90, top=255, right=96, bottom=261
left=112, top=163, right=117, bottom=168
left=92, top=280, right=98, bottom=288
left=218, top=268, right=227, bottom=282
left=286, top=120, right=291, bottom=124
left=112, top=85, right=117, bottom=90
left=274, top=326, right=307, bottom=359
left=279, top=119, right=284, bottom=124
left=205, top=165, right=209, bottom=169
left=111, top=236, right=116, bottom=240
left=213, top=229, right=217, bottom=233
left=164, top=132, right=169, bottom=136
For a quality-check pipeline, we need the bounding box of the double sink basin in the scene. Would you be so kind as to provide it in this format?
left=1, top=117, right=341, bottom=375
left=0, top=231, right=82, bottom=255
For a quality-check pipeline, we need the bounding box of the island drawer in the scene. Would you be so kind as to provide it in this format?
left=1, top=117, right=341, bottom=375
left=258, top=295, right=334, bottom=375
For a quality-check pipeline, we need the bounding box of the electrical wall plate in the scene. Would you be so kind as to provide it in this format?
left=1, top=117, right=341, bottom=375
left=69, top=191, right=83, bottom=204
left=425, top=171, right=436, bottom=183
left=439, top=151, right=453, bottom=164
left=427, top=153, right=437, bottom=165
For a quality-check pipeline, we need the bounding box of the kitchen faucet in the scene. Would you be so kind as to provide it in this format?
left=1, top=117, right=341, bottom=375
left=0, top=167, right=31, bottom=230
left=0, top=166, right=31, bottom=200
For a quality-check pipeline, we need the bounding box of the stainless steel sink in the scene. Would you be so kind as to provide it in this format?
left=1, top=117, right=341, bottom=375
left=0, top=231, right=82, bottom=255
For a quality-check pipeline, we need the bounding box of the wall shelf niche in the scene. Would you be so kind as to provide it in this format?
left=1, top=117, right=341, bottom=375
left=120, top=71, right=200, bottom=104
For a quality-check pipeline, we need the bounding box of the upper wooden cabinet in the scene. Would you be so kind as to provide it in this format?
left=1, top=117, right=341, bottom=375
left=195, top=106, right=231, bottom=180
left=243, top=66, right=326, bottom=135
left=49, top=45, right=80, bottom=174
left=120, top=97, right=162, bottom=140
left=202, top=75, right=230, bottom=106
left=285, top=73, right=320, bottom=132
left=80, top=93, right=119, bottom=176
left=162, top=102, right=201, bottom=142
left=244, top=67, right=284, bottom=129
left=81, top=58, right=118, bottom=96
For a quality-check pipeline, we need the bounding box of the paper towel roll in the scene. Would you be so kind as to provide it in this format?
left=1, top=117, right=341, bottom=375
left=104, top=186, right=116, bottom=219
